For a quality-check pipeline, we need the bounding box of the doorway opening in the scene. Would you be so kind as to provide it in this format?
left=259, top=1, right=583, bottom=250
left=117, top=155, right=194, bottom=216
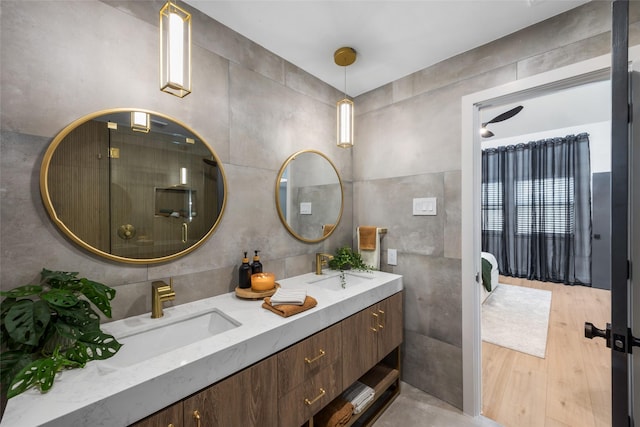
left=477, top=79, right=611, bottom=425
left=460, top=52, right=625, bottom=423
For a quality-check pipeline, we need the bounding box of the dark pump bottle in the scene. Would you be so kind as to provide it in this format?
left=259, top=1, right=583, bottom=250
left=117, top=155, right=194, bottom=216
left=251, top=250, right=263, bottom=274
left=238, top=252, right=252, bottom=289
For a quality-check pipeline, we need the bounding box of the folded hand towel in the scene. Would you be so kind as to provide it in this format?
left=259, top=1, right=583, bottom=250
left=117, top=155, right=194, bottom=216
left=358, top=226, right=378, bottom=251
left=352, top=392, right=374, bottom=414
left=269, top=288, right=307, bottom=305
left=262, top=295, right=317, bottom=318
left=315, top=397, right=353, bottom=427
left=343, top=381, right=375, bottom=414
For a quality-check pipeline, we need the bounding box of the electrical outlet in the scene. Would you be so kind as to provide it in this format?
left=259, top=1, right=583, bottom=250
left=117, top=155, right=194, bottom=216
left=388, top=249, right=397, bottom=266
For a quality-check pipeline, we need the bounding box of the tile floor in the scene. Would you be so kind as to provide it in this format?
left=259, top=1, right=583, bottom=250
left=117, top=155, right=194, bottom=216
left=373, top=382, right=503, bottom=427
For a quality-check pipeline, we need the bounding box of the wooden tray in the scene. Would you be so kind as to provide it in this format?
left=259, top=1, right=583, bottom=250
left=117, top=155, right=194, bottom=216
left=235, top=283, right=279, bottom=300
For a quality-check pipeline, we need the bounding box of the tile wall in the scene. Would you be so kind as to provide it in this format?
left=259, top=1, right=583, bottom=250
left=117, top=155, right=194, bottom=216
left=1, top=0, right=638, bottom=409
left=352, top=1, right=640, bottom=406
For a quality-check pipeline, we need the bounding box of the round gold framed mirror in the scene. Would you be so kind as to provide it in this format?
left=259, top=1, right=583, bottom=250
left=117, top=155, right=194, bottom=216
left=275, top=150, right=343, bottom=243
left=40, top=108, right=227, bottom=264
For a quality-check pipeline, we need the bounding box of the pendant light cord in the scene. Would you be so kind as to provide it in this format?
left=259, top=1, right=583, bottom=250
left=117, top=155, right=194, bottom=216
left=343, top=66, right=347, bottom=99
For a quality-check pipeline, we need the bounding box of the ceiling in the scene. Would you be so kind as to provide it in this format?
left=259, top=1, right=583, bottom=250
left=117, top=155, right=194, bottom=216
left=480, top=79, right=610, bottom=141
left=185, top=0, right=590, bottom=97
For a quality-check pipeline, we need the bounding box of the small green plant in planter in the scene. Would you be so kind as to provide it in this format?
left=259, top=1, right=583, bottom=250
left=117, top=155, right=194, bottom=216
left=328, top=246, right=373, bottom=288
left=0, top=269, right=122, bottom=398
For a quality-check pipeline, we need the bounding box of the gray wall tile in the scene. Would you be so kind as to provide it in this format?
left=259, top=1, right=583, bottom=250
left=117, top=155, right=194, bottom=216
left=444, top=170, right=461, bottom=260
left=352, top=0, right=631, bottom=408
left=354, top=175, right=445, bottom=256
left=352, top=65, right=515, bottom=182
left=403, top=330, right=463, bottom=408
left=399, top=254, right=462, bottom=347
left=0, top=1, right=355, bottom=325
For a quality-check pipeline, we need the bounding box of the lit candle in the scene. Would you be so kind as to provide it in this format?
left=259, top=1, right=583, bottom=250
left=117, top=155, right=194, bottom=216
left=251, top=272, right=275, bottom=291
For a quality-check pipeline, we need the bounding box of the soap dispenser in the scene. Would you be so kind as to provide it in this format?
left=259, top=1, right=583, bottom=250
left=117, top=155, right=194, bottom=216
left=251, top=250, right=263, bottom=274
left=238, top=252, right=252, bottom=289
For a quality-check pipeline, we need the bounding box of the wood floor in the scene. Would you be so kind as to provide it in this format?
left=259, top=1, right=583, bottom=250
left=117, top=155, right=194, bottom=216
left=481, top=276, right=611, bottom=427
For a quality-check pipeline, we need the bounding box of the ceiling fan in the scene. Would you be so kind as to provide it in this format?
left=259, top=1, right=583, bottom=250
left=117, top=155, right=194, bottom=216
left=480, top=105, right=524, bottom=138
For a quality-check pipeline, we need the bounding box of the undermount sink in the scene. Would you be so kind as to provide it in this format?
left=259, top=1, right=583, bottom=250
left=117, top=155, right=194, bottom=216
left=307, top=271, right=374, bottom=291
left=103, top=308, right=240, bottom=368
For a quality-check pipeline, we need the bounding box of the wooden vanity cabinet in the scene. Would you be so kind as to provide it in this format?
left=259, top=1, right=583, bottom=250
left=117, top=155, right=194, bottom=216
left=277, top=323, right=342, bottom=427
left=342, top=292, right=403, bottom=387
left=131, top=356, right=277, bottom=427
left=183, top=356, right=277, bottom=426
left=131, top=292, right=403, bottom=427
left=130, top=401, right=183, bottom=427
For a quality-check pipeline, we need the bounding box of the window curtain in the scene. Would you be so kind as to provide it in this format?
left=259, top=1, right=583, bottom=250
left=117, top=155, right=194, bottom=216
left=481, top=133, right=592, bottom=286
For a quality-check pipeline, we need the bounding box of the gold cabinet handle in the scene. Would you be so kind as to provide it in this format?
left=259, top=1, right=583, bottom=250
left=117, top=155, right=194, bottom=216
left=371, top=312, right=379, bottom=332
left=304, top=349, right=326, bottom=364
left=181, top=222, right=188, bottom=243
left=378, top=309, right=385, bottom=329
left=192, top=410, right=201, bottom=427
left=304, top=388, right=326, bottom=406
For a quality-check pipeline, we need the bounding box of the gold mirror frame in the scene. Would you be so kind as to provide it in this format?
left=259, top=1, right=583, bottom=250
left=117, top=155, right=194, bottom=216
left=275, top=150, right=344, bottom=243
left=40, top=108, right=227, bottom=264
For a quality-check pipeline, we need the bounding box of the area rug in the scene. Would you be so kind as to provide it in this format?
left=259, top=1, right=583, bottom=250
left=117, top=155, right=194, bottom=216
left=482, top=283, right=552, bottom=358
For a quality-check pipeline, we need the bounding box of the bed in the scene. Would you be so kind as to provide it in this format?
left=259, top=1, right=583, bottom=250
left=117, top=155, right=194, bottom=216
left=481, top=251, right=499, bottom=304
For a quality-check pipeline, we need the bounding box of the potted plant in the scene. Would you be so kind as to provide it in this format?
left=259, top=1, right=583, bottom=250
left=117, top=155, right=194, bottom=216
left=328, top=246, right=373, bottom=288
left=0, top=269, right=122, bottom=398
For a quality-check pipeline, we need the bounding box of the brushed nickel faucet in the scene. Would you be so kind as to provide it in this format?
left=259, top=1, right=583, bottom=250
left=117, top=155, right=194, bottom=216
left=151, top=279, right=176, bottom=318
left=315, top=253, right=334, bottom=275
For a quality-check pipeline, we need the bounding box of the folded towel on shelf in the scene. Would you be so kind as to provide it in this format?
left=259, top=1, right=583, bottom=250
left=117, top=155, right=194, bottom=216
left=352, top=391, right=374, bottom=414
left=262, top=295, right=317, bottom=318
left=358, top=226, right=378, bottom=250
left=269, top=288, right=307, bottom=305
left=315, top=396, right=353, bottom=427
left=343, top=381, right=375, bottom=414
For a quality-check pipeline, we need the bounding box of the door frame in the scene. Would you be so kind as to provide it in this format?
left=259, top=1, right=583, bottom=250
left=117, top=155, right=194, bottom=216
left=460, top=45, right=640, bottom=417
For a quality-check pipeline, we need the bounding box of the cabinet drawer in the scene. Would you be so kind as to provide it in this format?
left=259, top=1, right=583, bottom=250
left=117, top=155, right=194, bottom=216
left=277, top=322, right=341, bottom=395
left=277, top=359, right=342, bottom=427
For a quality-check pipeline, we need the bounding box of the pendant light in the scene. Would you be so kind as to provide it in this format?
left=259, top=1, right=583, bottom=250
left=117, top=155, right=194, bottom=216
left=160, top=1, right=191, bottom=97
left=334, top=47, right=356, bottom=148
left=131, top=111, right=150, bottom=133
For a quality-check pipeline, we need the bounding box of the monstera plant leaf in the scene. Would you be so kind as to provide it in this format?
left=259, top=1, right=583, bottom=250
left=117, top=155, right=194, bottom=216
left=3, top=299, right=51, bottom=346
left=65, top=331, right=122, bottom=364
left=0, top=269, right=120, bottom=398
left=7, top=349, right=81, bottom=398
left=79, top=278, right=116, bottom=318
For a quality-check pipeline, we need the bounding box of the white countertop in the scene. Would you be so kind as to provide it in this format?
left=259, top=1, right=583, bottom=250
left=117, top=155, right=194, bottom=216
left=0, top=270, right=402, bottom=427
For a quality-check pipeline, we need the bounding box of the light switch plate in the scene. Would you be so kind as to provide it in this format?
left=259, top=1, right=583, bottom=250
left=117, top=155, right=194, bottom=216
left=300, top=202, right=312, bottom=215
left=413, top=197, right=437, bottom=216
left=387, top=249, right=397, bottom=266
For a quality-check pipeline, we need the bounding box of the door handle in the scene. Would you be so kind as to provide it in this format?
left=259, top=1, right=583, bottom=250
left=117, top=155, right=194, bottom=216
left=584, top=322, right=609, bottom=342
left=584, top=322, right=640, bottom=353
left=585, top=322, right=613, bottom=349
